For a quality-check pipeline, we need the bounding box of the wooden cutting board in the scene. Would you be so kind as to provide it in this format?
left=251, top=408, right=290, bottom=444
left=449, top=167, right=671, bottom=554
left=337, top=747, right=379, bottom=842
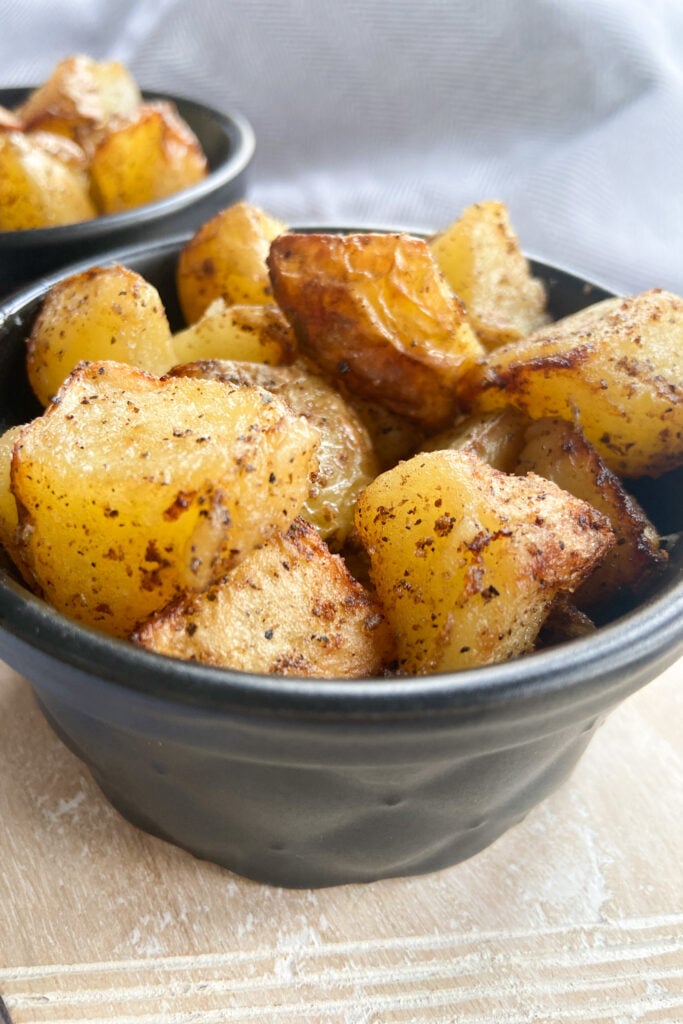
left=0, top=657, right=681, bottom=1023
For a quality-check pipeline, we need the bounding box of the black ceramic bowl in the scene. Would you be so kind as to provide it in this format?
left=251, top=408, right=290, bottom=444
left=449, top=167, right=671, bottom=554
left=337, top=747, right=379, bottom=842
left=0, top=88, right=254, bottom=298
left=0, top=237, right=681, bottom=889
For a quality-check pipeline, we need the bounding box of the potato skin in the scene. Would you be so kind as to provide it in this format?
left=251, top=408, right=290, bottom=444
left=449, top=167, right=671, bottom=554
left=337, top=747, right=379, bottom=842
left=355, top=448, right=614, bottom=674
left=26, top=265, right=175, bottom=406
left=134, top=517, right=395, bottom=678
left=12, top=361, right=319, bottom=637
left=458, top=290, right=683, bottom=478
left=268, top=232, right=484, bottom=431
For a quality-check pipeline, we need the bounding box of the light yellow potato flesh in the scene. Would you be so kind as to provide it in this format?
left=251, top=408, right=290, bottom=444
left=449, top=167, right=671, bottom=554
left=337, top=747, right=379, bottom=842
left=171, top=300, right=297, bottom=367
left=458, top=290, right=683, bottom=478
left=12, top=361, right=319, bottom=637
left=89, top=101, right=207, bottom=214
left=268, top=232, right=485, bottom=431
left=354, top=448, right=614, bottom=674
left=0, top=130, right=96, bottom=230
left=169, top=358, right=378, bottom=549
left=176, top=202, right=288, bottom=324
left=26, top=265, right=175, bottom=406
left=134, top=517, right=395, bottom=678
left=430, top=199, right=548, bottom=348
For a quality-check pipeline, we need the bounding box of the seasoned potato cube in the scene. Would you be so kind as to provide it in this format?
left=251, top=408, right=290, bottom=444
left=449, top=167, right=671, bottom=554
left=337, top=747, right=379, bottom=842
left=421, top=406, right=531, bottom=472
left=26, top=264, right=175, bottom=406
left=0, top=425, right=23, bottom=565
left=171, top=299, right=297, bottom=367
left=16, top=55, right=141, bottom=148
left=268, top=232, right=485, bottom=431
left=430, top=200, right=548, bottom=348
left=341, top=393, right=426, bottom=471
left=89, top=101, right=207, bottom=214
left=176, top=202, right=288, bottom=324
left=0, top=130, right=96, bottom=230
left=134, top=517, right=395, bottom=678
left=354, top=449, right=613, bottom=674
left=169, top=358, right=378, bottom=549
left=12, top=361, right=319, bottom=637
left=458, top=290, right=683, bottom=478
left=537, top=595, right=596, bottom=648
left=514, top=417, right=667, bottom=613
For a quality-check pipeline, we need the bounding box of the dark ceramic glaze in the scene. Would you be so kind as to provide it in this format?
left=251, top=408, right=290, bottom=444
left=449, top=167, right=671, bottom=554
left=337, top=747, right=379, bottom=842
left=0, top=88, right=254, bottom=298
left=0, top=238, right=681, bottom=888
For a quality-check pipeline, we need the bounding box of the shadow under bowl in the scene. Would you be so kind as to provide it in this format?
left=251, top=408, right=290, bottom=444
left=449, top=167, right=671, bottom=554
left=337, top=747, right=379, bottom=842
left=0, top=88, right=255, bottom=299
left=0, top=236, right=681, bottom=888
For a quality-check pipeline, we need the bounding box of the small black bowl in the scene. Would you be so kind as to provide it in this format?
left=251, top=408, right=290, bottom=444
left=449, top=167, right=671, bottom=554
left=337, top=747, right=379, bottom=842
left=0, top=237, right=681, bottom=888
left=0, top=88, right=254, bottom=299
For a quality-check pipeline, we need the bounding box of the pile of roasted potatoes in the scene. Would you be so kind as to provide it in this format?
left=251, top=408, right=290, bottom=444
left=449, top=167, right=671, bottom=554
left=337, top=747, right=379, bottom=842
left=1, top=198, right=681, bottom=678
left=0, top=55, right=208, bottom=230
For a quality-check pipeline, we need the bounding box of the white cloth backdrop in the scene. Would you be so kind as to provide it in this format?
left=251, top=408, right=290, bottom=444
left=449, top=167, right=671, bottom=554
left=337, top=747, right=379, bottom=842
left=2, top=0, right=681, bottom=295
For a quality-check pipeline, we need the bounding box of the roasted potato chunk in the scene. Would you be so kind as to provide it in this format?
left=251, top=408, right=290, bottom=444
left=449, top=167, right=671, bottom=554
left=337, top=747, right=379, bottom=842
left=0, top=425, right=23, bottom=565
left=176, top=202, right=288, bottom=324
left=16, top=55, right=141, bottom=150
left=89, top=101, right=208, bottom=214
left=12, top=361, right=319, bottom=637
left=134, top=517, right=395, bottom=678
left=458, top=290, right=683, bottom=478
left=268, top=232, right=485, bottom=431
left=354, top=449, right=613, bottom=674
left=515, top=417, right=667, bottom=613
left=170, top=358, right=378, bottom=549
left=26, top=265, right=175, bottom=406
left=0, top=129, right=96, bottom=230
left=171, top=299, right=297, bottom=367
left=421, top=406, right=531, bottom=472
left=430, top=200, right=548, bottom=349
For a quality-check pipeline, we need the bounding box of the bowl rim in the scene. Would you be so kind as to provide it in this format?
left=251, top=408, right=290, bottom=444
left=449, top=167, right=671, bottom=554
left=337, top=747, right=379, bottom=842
left=0, top=87, right=255, bottom=247
left=0, top=232, right=681, bottom=721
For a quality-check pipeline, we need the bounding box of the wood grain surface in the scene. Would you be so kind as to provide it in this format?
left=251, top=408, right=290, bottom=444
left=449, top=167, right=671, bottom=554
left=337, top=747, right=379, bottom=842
left=0, top=657, right=681, bottom=1023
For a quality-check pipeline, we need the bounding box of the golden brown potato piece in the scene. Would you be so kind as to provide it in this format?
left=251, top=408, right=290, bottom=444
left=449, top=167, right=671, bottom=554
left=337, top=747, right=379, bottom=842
left=458, top=290, right=683, bottom=478
left=268, top=232, right=485, bottom=431
left=354, top=448, right=613, bottom=674
left=170, top=358, right=378, bottom=549
left=171, top=299, right=297, bottom=367
left=515, top=417, right=667, bottom=613
left=26, top=264, right=175, bottom=406
left=341, top=393, right=426, bottom=471
left=16, top=55, right=141, bottom=149
left=430, top=200, right=548, bottom=348
left=176, top=202, right=288, bottom=324
left=12, top=361, right=319, bottom=637
left=0, top=425, right=23, bottom=565
left=0, top=130, right=96, bottom=230
left=89, top=101, right=208, bottom=214
left=536, top=595, right=596, bottom=648
left=421, top=406, right=531, bottom=472
left=134, top=517, right=395, bottom=678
